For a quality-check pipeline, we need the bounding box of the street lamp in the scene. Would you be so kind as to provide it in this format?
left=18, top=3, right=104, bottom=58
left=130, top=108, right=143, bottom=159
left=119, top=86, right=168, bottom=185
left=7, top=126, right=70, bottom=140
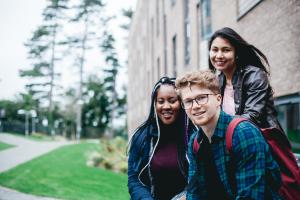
left=17, top=109, right=29, bottom=136
left=30, top=110, right=37, bottom=134
left=76, top=99, right=84, bottom=140
left=17, top=109, right=37, bottom=136
left=0, top=109, right=5, bottom=133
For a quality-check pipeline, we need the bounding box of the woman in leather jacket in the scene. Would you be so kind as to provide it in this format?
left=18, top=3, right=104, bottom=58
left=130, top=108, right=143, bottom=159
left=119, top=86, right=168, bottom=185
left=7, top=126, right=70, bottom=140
left=208, top=27, right=282, bottom=130
left=127, top=77, right=194, bottom=200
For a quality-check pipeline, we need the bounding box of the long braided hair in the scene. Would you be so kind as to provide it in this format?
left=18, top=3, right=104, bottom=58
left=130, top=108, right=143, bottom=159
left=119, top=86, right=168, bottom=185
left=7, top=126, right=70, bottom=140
left=127, top=76, right=192, bottom=154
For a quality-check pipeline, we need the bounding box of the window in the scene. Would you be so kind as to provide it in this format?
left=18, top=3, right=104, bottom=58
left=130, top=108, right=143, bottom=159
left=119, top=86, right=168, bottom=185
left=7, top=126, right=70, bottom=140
left=147, top=70, right=151, bottom=97
left=196, top=3, right=200, bottom=68
left=237, top=0, right=263, bottom=19
left=171, top=0, right=176, bottom=7
left=151, top=18, right=154, bottom=83
left=198, top=0, right=211, bottom=68
left=184, top=0, right=190, bottom=65
left=200, top=40, right=209, bottom=69
left=172, top=35, right=177, bottom=76
left=156, top=0, right=160, bottom=36
left=275, top=94, right=300, bottom=151
left=200, top=0, right=212, bottom=39
left=163, top=14, right=168, bottom=75
left=157, top=57, right=161, bottom=79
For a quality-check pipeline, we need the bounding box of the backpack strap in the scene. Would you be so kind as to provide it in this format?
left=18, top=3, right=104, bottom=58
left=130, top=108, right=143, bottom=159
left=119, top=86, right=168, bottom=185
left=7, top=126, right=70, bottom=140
left=226, top=118, right=248, bottom=153
left=225, top=117, right=249, bottom=197
left=193, top=133, right=200, bottom=154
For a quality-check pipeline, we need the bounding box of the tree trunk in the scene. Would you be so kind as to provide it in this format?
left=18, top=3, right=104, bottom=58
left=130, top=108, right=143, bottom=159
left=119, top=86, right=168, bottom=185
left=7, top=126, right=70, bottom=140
left=76, top=14, right=89, bottom=140
left=49, top=21, right=57, bottom=136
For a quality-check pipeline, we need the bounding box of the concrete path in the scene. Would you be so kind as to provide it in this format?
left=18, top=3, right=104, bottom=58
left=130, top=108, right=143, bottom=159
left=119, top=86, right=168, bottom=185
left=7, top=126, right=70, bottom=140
left=0, top=133, right=72, bottom=173
left=0, top=186, right=60, bottom=200
left=0, top=133, right=73, bottom=200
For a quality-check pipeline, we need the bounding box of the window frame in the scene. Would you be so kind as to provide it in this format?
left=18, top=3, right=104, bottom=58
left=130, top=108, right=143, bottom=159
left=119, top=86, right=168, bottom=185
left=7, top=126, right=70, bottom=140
left=237, top=0, right=263, bottom=20
left=172, top=35, right=177, bottom=76
left=183, top=0, right=190, bottom=65
left=200, top=0, right=212, bottom=40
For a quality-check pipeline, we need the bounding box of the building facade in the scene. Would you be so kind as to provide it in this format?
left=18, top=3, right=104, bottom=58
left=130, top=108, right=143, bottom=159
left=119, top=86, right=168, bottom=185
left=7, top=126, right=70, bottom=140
left=127, top=0, right=300, bottom=146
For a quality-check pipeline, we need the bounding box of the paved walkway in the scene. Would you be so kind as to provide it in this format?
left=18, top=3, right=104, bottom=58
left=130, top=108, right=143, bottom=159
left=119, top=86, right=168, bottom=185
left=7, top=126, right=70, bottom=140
left=0, top=133, right=73, bottom=200
left=0, top=186, right=60, bottom=200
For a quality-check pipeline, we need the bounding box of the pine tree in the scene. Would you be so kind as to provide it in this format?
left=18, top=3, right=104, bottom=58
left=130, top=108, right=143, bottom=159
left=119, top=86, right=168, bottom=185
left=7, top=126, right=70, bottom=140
left=20, top=0, right=69, bottom=135
left=82, top=75, right=110, bottom=137
left=67, top=0, right=106, bottom=139
left=100, top=31, right=122, bottom=138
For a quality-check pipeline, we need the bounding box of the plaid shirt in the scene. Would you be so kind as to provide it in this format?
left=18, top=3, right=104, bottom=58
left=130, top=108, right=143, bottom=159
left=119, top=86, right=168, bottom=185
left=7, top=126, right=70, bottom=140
left=187, top=111, right=282, bottom=200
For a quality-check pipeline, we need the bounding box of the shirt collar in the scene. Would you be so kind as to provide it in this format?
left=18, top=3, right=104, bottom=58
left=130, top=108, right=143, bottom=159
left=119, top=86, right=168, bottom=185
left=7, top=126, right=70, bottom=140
left=212, top=111, right=234, bottom=140
left=196, top=111, right=234, bottom=142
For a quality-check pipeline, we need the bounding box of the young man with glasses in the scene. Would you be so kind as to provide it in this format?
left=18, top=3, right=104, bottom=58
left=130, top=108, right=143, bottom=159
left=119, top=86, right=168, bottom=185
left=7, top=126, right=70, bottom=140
left=175, top=70, right=282, bottom=200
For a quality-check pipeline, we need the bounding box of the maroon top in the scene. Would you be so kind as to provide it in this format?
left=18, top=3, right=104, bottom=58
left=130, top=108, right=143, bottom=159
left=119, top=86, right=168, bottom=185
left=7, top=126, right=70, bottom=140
left=151, top=125, right=186, bottom=199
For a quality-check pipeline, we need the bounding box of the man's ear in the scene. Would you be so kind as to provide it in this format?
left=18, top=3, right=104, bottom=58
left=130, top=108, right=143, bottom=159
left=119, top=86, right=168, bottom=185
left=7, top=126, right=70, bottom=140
left=216, top=94, right=222, bottom=106
left=175, top=88, right=180, bottom=96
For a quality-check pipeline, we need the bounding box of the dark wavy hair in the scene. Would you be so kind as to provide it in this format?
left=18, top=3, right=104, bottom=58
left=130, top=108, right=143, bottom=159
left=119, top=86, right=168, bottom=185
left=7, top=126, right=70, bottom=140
left=208, top=27, right=270, bottom=75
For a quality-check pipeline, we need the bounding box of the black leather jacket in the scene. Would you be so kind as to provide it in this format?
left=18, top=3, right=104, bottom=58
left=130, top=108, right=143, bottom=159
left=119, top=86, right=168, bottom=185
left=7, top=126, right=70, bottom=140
left=219, top=65, right=282, bottom=130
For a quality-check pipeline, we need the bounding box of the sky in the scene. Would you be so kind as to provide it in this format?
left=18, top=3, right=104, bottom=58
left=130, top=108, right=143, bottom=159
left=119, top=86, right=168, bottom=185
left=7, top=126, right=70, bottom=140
left=0, top=0, right=136, bottom=101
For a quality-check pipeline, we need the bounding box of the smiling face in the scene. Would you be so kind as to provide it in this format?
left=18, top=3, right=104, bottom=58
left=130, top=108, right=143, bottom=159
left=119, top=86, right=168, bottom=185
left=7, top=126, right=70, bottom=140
left=180, top=84, right=221, bottom=127
left=209, top=37, right=237, bottom=75
left=155, top=84, right=181, bottom=125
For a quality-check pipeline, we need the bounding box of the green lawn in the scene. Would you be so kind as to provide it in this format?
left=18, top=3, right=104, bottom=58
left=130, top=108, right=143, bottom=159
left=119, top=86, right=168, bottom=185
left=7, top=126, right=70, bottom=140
left=0, top=141, right=15, bottom=151
left=0, top=142, right=129, bottom=200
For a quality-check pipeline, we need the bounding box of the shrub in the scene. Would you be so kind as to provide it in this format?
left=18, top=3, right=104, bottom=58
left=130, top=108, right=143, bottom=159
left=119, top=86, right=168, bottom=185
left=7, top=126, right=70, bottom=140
left=87, top=136, right=128, bottom=173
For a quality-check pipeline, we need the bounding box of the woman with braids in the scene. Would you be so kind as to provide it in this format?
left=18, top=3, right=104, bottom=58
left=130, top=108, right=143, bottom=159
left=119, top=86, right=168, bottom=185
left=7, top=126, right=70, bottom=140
left=127, top=77, right=194, bottom=200
left=208, top=27, right=282, bottom=131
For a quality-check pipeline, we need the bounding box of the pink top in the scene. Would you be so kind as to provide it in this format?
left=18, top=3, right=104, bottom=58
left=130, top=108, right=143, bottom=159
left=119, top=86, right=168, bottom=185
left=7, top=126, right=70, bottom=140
left=222, top=85, right=235, bottom=115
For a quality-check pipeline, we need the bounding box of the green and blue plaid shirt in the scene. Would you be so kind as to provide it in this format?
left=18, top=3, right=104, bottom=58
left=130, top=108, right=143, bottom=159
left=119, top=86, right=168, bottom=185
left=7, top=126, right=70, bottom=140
left=187, top=111, right=282, bottom=200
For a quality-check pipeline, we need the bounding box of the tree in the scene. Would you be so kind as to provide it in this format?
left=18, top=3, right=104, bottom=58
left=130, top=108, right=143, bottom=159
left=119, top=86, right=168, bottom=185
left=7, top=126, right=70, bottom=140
left=61, top=88, right=77, bottom=139
left=111, top=7, right=134, bottom=138
left=0, top=100, right=23, bottom=122
left=20, top=0, right=69, bottom=135
left=100, top=31, right=121, bottom=138
left=0, top=92, right=39, bottom=134
left=120, top=8, right=133, bottom=32
left=67, top=0, right=106, bottom=139
left=82, top=75, right=110, bottom=137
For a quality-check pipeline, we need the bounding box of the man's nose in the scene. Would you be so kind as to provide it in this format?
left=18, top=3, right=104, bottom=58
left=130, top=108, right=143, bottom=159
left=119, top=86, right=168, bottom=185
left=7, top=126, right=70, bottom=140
left=191, top=99, right=201, bottom=109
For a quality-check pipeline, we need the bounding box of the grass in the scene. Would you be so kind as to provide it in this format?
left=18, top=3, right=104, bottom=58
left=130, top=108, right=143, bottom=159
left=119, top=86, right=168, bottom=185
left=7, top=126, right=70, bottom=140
left=0, top=141, right=15, bottom=151
left=0, top=142, right=129, bottom=200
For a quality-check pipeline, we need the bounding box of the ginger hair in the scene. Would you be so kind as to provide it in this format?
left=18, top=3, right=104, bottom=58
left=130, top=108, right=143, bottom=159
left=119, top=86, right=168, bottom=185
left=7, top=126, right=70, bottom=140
left=175, top=70, right=220, bottom=96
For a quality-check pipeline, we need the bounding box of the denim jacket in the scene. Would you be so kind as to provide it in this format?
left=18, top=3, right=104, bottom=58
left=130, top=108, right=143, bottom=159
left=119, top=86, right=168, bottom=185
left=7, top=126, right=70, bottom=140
left=128, top=123, right=189, bottom=200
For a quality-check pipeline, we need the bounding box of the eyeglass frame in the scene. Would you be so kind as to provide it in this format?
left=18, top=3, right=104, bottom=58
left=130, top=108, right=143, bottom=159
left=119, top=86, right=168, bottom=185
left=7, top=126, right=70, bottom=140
left=181, top=93, right=217, bottom=109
